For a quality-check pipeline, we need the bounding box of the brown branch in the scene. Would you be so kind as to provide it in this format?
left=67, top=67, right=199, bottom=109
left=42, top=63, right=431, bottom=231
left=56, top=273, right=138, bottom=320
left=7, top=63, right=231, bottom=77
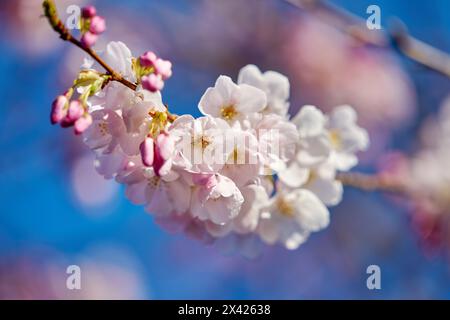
left=336, top=172, right=409, bottom=194
left=285, top=0, right=450, bottom=78
left=43, top=0, right=137, bottom=90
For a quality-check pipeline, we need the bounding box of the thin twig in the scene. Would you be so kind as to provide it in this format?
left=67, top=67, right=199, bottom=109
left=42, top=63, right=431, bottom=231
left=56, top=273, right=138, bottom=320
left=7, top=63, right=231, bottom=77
left=43, top=0, right=137, bottom=90
left=336, top=172, right=409, bottom=194
left=285, top=0, right=450, bottom=78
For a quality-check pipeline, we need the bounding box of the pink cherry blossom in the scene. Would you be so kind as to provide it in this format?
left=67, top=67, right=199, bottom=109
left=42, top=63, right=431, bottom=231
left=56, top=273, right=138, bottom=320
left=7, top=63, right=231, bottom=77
left=199, top=75, right=267, bottom=125
left=191, top=173, right=244, bottom=225
left=139, top=137, right=154, bottom=167
left=81, top=31, right=98, bottom=48
left=141, top=73, right=164, bottom=92
left=154, top=58, right=172, bottom=80
left=50, top=95, right=68, bottom=124
left=89, top=16, right=106, bottom=35
left=74, top=114, right=93, bottom=135
left=83, top=108, right=126, bottom=153
left=66, top=100, right=84, bottom=122
left=153, top=132, right=176, bottom=176
left=81, top=5, right=96, bottom=18
left=139, top=51, right=157, bottom=68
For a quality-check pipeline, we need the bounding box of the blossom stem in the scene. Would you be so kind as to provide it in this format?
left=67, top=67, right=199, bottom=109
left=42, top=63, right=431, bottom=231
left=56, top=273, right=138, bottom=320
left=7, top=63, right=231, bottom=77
left=42, top=0, right=137, bottom=91
left=336, top=172, right=409, bottom=194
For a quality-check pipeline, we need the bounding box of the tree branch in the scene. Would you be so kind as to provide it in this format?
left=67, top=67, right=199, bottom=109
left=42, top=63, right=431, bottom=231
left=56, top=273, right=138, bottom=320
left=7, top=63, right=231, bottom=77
left=285, top=0, right=450, bottom=78
left=43, top=0, right=137, bottom=90
left=336, top=171, right=409, bottom=194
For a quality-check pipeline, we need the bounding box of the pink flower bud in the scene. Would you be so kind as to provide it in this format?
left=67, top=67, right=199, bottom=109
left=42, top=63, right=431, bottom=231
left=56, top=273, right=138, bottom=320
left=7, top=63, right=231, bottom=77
left=74, top=114, right=93, bottom=135
left=81, top=31, right=98, bottom=48
left=67, top=100, right=84, bottom=122
left=140, top=137, right=154, bottom=167
left=139, top=51, right=157, bottom=68
left=141, top=74, right=164, bottom=92
left=89, top=16, right=106, bottom=34
left=154, top=58, right=172, bottom=80
left=50, top=95, right=68, bottom=124
left=153, top=133, right=175, bottom=176
left=82, top=5, right=97, bottom=18
left=156, top=133, right=175, bottom=159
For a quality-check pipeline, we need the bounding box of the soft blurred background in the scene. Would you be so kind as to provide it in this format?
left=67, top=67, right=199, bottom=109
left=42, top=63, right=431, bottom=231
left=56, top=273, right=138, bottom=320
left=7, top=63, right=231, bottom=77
left=0, top=0, right=449, bottom=299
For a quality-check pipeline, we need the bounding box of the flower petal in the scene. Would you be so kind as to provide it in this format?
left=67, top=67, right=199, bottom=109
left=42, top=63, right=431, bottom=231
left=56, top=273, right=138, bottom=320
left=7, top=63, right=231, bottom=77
left=292, top=105, right=326, bottom=137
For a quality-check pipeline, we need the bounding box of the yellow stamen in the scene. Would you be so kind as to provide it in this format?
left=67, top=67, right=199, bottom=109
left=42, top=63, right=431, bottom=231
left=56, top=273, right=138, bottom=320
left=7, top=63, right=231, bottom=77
left=232, top=148, right=239, bottom=163
left=98, top=122, right=108, bottom=136
left=192, top=135, right=212, bottom=149
left=221, top=105, right=238, bottom=121
left=148, top=176, right=160, bottom=188
left=148, top=111, right=168, bottom=136
left=276, top=197, right=294, bottom=217
left=329, top=130, right=341, bottom=148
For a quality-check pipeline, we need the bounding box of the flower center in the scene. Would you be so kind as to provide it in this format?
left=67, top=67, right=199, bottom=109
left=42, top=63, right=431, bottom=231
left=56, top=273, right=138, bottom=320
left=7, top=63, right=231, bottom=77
left=329, top=130, right=341, bottom=148
left=276, top=197, right=294, bottom=217
left=148, top=176, right=160, bottom=188
left=148, top=111, right=168, bottom=136
left=192, top=135, right=212, bottom=150
left=98, top=121, right=108, bottom=136
left=220, top=105, right=238, bottom=121
left=201, top=136, right=211, bottom=149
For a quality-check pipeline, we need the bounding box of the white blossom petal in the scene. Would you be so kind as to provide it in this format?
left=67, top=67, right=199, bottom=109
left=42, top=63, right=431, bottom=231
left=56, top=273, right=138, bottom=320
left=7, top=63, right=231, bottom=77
left=292, top=105, right=326, bottom=137
left=278, top=162, right=310, bottom=188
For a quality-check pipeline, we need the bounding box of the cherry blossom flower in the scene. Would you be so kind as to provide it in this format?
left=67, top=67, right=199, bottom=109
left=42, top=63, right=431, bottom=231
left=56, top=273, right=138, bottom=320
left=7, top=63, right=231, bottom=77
left=218, top=128, right=261, bottom=187
left=238, top=64, right=290, bottom=117
left=170, top=115, right=230, bottom=173
left=232, top=184, right=269, bottom=234
left=290, top=105, right=331, bottom=167
left=278, top=103, right=366, bottom=213
left=198, top=75, right=267, bottom=125
left=191, top=173, right=244, bottom=225
left=258, top=185, right=330, bottom=250
left=251, top=113, right=298, bottom=173
left=326, top=105, right=369, bottom=171
left=136, top=167, right=190, bottom=216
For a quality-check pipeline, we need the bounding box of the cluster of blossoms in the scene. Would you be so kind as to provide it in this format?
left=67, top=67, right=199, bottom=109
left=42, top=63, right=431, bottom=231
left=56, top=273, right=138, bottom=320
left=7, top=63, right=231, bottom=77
left=49, top=4, right=172, bottom=136
left=48, top=4, right=369, bottom=251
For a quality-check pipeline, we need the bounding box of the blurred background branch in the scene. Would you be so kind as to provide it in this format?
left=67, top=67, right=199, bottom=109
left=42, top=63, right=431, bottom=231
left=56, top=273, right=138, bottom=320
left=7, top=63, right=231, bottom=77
left=337, top=171, right=408, bottom=194
left=285, top=0, right=450, bottom=78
